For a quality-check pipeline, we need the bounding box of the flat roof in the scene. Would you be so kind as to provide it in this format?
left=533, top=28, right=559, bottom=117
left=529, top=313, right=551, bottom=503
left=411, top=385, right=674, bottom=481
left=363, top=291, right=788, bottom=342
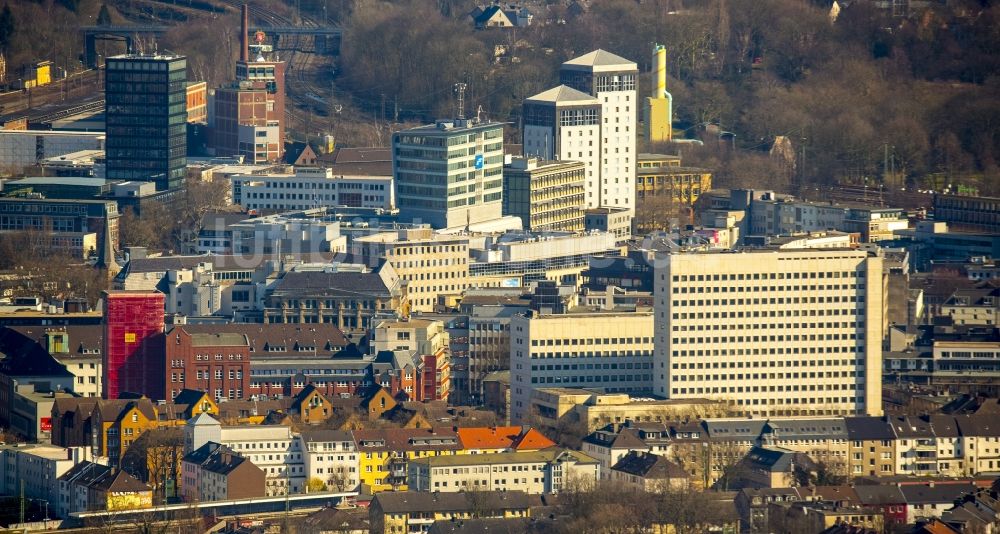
left=6, top=177, right=109, bottom=187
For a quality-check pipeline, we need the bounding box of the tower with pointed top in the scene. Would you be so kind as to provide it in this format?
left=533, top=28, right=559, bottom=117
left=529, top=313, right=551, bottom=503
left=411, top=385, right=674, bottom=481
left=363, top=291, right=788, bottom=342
left=560, top=49, right=638, bottom=212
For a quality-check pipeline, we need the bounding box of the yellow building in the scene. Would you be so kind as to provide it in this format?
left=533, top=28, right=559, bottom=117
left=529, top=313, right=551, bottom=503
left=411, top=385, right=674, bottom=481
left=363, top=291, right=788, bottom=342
left=636, top=154, right=712, bottom=204
left=93, top=398, right=159, bottom=465
left=354, top=427, right=464, bottom=493
left=644, top=44, right=673, bottom=143
left=370, top=491, right=532, bottom=534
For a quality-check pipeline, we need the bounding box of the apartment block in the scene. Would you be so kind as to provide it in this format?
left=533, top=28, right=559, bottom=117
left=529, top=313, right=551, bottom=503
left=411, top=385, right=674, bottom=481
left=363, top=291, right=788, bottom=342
left=164, top=327, right=250, bottom=402
left=502, top=157, right=586, bottom=232
left=654, top=249, right=884, bottom=417
left=300, top=430, right=359, bottom=492
left=509, top=310, right=654, bottom=423
left=373, top=319, right=451, bottom=402
left=407, top=448, right=599, bottom=493
left=560, top=49, right=638, bottom=212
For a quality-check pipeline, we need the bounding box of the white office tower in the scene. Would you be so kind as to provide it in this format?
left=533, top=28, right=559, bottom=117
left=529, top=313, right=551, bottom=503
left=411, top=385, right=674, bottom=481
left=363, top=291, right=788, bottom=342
left=522, top=86, right=601, bottom=208
left=560, top=50, right=638, bottom=211
left=653, top=249, right=884, bottom=417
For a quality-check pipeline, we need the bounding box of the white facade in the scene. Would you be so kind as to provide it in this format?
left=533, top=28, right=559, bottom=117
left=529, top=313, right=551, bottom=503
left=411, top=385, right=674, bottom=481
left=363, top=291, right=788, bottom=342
left=0, top=445, right=97, bottom=518
left=185, top=414, right=304, bottom=495
left=523, top=86, right=601, bottom=208
left=407, top=449, right=599, bottom=494
left=560, top=50, right=638, bottom=212
left=0, top=131, right=104, bottom=173
left=232, top=167, right=394, bottom=212
left=509, top=311, right=655, bottom=423
left=653, top=249, right=884, bottom=417
left=301, top=431, right=359, bottom=492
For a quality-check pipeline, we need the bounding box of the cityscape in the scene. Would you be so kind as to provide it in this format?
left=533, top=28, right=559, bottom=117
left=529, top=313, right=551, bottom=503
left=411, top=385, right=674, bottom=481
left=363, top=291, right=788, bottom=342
left=0, top=0, right=998, bottom=533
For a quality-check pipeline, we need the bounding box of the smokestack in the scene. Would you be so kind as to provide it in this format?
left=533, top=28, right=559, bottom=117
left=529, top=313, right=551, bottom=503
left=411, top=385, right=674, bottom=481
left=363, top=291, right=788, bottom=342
left=653, top=44, right=666, bottom=99
left=241, top=4, right=249, bottom=63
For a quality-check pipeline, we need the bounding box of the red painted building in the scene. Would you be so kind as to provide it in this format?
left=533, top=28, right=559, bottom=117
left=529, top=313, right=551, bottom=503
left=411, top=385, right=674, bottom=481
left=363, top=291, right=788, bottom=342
left=102, top=291, right=164, bottom=399
left=164, top=327, right=251, bottom=402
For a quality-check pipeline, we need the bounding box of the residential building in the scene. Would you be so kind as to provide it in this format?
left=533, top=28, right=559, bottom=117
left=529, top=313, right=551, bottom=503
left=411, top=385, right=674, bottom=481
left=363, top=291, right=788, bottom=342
left=939, top=287, right=999, bottom=326
left=9, top=384, right=76, bottom=442
left=0, top=444, right=98, bottom=516
left=57, top=461, right=152, bottom=514
left=933, top=193, right=1000, bottom=233
left=392, top=119, right=506, bottom=230
left=181, top=442, right=266, bottom=502
left=184, top=413, right=305, bottom=495
left=24, top=326, right=103, bottom=398
left=845, top=416, right=897, bottom=478
left=231, top=167, right=394, bottom=212
left=560, top=49, right=638, bottom=212
left=102, top=290, right=165, bottom=399
left=289, top=384, right=336, bottom=424
left=889, top=415, right=939, bottom=476
left=521, top=86, right=601, bottom=208
left=898, top=482, right=978, bottom=525
left=955, top=413, right=1000, bottom=475
left=532, top=387, right=727, bottom=432
left=51, top=397, right=99, bottom=449
left=164, top=327, right=250, bottom=402
left=408, top=448, right=599, bottom=493
left=369, top=491, right=532, bottom=534
left=373, top=320, right=451, bottom=402
left=653, top=249, right=885, bottom=417
left=92, top=398, right=158, bottom=465
left=734, top=446, right=817, bottom=489
left=502, top=157, right=586, bottom=232
left=581, top=421, right=671, bottom=478
left=300, top=430, right=359, bottom=492
left=455, top=426, right=555, bottom=454
left=104, top=54, right=188, bottom=191
left=509, top=309, right=654, bottom=423
left=354, top=427, right=463, bottom=493
left=610, top=450, right=688, bottom=491
left=352, top=228, right=470, bottom=312
left=759, top=418, right=850, bottom=471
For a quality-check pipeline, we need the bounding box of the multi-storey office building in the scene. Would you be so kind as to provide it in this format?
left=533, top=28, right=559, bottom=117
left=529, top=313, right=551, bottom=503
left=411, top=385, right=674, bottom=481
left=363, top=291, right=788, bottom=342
left=653, top=249, right=884, bottom=417
left=560, top=49, right=638, bottom=212
left=502, top=157, right=586, bottom=232
left=933, top=193, right=1000, bottom=233
left=522, top=86, right=601, bottom=207
left=509, top=309, right=655, bottom=423
left=407, top=448, right=600, bottom=493
left=352, top=228, right=470, bottom=312
left=231, top=167, right=394, bottom=212
left=104, top=54, right=188, bottom=191
left=0, top=197, right=119, bottom=260
left=392, top=119, right=505, bottom=229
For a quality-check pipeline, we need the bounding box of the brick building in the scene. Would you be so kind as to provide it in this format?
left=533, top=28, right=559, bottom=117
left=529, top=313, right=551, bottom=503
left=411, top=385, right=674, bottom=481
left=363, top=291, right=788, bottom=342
left=164, top=327, right=251, bottom=402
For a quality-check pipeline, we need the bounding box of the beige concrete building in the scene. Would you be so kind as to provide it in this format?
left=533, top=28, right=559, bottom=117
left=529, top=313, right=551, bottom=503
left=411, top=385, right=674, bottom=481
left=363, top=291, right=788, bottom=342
left=352, top=228, right=470, bottom=312
left=502, top=157, right=586, bottom=232
left=654, top=249, right=884, bottom=417
left=530, top=387, right=730, bottom=431
left=509, top=310, right=655, bottom=424
left=407, top=448, right=599, bottom=494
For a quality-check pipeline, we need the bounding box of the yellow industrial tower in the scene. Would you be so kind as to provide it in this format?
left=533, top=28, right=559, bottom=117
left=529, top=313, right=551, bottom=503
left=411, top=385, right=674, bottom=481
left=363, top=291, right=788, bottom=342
left=644, top=44, right=673, bottom=143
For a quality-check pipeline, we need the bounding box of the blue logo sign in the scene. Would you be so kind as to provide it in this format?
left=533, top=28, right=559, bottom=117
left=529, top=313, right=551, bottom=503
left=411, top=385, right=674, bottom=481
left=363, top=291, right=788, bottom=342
left=474, top=154, right=484, bottom=170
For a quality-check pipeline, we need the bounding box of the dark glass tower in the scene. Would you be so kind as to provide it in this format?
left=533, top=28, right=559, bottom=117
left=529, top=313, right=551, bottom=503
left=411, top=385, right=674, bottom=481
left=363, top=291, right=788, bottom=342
left=105, top=54, right=188, bottom=191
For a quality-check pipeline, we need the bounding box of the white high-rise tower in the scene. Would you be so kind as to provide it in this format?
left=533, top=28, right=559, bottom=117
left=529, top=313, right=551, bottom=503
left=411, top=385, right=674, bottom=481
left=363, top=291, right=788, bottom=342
left=560, top=50, right=638, bottom=211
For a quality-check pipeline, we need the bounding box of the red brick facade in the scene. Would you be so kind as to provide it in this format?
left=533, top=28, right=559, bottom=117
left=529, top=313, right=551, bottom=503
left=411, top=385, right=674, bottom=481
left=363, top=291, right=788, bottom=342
left=165, top=328, right=250, bottom=402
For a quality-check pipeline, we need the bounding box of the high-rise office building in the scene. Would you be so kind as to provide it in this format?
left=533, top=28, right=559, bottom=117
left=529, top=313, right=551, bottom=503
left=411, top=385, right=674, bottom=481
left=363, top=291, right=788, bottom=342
left=105, top=54, right=188, bottom=191
left=393, top=119, right=505, bottom=229
left=102, top=290, right=165, bottom=399
left=522, top=86, right=600, bottom=207
left=653, top=249, right=884, bottom=417
left=560, top=50, right=638, bottom=212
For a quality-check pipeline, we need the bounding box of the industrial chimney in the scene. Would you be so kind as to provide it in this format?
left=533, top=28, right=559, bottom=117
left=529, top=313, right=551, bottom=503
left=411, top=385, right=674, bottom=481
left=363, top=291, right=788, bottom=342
left=644, top=43, right=673, bottom=143
left=241, top=4, right=250, bottom=63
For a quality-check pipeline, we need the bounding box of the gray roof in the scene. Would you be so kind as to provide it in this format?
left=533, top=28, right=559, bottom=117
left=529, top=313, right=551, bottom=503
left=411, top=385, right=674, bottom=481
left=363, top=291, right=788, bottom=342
left=764, top=418, right=848, bottom=440
left=525, top=85, right=599, bottom=105
left=929, top=415, right=961, bottom=438
left=898, top=482, right=976, bottom=505
left=373, top=491, right=532, bottom=514
left=271, top=270, right=394, bottom=295
left=703, top=420, right=767, bottom=441
left=890, top=416, right=935, bottom=438
left=741, top=446, right=816, bottom=473
left=845, top=417, right=895, bottom=441
left=853, top=485, right=905, bottom=505
left=955, top=414, right=1000, bottom=437
left=299, top=429, right=354, bottom=443
left=611, top=451, right=687, bottom=479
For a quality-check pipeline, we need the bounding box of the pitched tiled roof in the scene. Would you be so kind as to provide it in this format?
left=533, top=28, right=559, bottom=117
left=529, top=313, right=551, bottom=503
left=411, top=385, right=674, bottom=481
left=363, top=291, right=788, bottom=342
left=175, top=324, right=349, bottom=357
left=611, top=451, right=687, bottom=480
left=899, top=482, right=976, bottom=505
left=525, top=85, right=599, bottom=104
left=353, top=427, right=462, bottom=452
left=845, top=416, right=895, bottom=441
left=511, top=427, right=556, bottom=450
left=562, top=49, right=636, bottom=69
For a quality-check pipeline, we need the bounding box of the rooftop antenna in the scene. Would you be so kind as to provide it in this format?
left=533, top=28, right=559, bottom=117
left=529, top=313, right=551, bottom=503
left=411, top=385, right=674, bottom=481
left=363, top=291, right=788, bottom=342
left=453, top=83, right=467, bottom=120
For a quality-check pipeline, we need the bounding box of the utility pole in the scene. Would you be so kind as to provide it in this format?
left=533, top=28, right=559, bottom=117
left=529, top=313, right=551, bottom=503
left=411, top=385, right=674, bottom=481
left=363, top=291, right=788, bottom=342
left=19, top=480, right=24, bottom=525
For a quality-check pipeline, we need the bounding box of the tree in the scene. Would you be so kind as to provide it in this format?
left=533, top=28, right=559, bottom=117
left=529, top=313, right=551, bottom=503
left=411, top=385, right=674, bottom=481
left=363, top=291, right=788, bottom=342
left=0, top=3, right=13, bottom=51
left=120, top=428, right=184, bottom=504
left=96, top=3, right=111, bottom=26
left=306, top=477, right=327, bottom=493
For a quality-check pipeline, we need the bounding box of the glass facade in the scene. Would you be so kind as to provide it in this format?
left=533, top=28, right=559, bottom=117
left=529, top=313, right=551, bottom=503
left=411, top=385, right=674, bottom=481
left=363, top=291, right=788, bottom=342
left=105, top=55, right=188, bottom=191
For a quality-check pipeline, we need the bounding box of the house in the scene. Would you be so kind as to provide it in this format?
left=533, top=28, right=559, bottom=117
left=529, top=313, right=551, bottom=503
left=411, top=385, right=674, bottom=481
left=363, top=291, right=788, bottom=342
left=899, top=482, right=977, bottom=524
left=369, top=490, right=532, bottom=534
left=300, top=430, right=359, bottom=492
left=845, top=416, right=896, bottom=478
left=733, top=446, right=817, bottom=489
left=735, top=487, right=804, bottom=533
left=581, top=421, right=669, bottom=479
left=455, top=425, right=555, bottom=454
left=473, top=5, right=514, bottom=28
left=290, top=384, right=335, bottom=424
left=407, top=448, right=599, bottom=494
left=181, top=442, right=266, bottom=502
left=58, top=461, right=152, bottom=513
left=91, top=398, right=158, bottom=465
left=610, top=450, right=688, bottom=491
left=51, top=397, right=99, bottom=448
left=359, top=386, right=397, bottom=420
left=285, top=142, right=318, bottom=167
left=171, top=389, right=220, bottom=420
left=853, top=484, right=907, bottom=527
left=354, top=427, right=463, bottom=493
